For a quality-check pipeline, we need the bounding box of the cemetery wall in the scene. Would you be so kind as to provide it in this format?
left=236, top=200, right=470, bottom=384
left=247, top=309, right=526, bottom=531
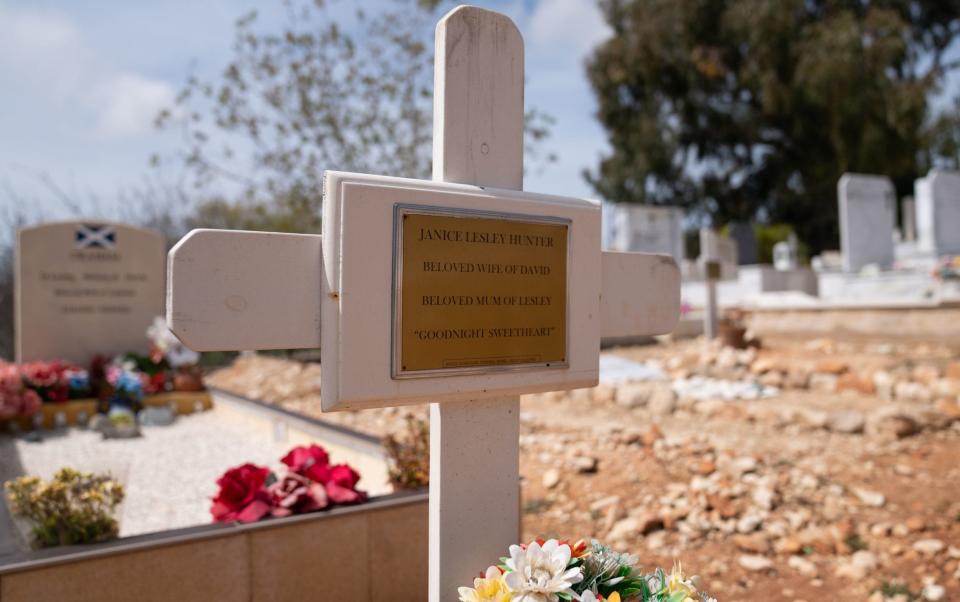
left=746, top=306, right=960, bottom=342
left=0, top=492, right=428, bottom=602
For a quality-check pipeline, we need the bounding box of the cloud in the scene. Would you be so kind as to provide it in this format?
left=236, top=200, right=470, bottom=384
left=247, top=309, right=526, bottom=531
left=0, top=5, right=175, bottom=137
left=93, top=74, right=176, bottom=136
left=527, top=0, right=611, bottom=59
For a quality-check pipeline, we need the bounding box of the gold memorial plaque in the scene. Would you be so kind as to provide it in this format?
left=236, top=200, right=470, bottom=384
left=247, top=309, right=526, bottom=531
left=393, top=206, right=569, bottom=377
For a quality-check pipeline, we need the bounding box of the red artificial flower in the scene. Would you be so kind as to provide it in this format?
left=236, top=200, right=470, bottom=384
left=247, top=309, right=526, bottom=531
left=277, top=445, right=367, bottom=506
left=210, top=463, right=273, bottom=523
left=324, top=463, right=367, bottom=504
left=570, top=539, right=589, bottom=558
left=143, top=371, right=167, bottom=394
left=268, top=472, right=328, bottom=517
left=280, top=444, right=330, bottom=475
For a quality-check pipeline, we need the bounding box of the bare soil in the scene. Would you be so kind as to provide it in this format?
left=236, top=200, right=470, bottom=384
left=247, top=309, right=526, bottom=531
left=207, top=335, right=960, bottom=601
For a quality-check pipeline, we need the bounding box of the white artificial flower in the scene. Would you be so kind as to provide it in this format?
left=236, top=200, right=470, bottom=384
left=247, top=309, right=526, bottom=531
left=503, top=539, right=583, bottom=602
left=577, top=592, right=600, bottom=602
left=146, top=315, right=199, bottom=367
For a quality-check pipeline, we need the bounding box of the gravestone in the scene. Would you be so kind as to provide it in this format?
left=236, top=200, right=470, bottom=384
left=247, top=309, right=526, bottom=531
left=728, top=222, right=757, bottom=265
left=901, top=196, right=916, bottom=242
left=605, top=203, right=684, bottom=263
left=165, top=7, right=680, bottom=601
left=16, top=221, right=164, bottom=364
left=773, top=235, right=798, bottom=271
left=698, top=228, right=737, bottom=279
left=838, top=173, right=896, bottom=272
left=915, top=169, right=960, bottom=256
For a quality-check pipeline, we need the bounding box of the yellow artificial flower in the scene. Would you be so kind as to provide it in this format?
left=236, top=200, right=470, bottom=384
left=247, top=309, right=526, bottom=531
left=458, top=566, right=511, bottom=602
left=666, top=562, right=699, bottom=602
left=607, top=593, right=621, bottom=602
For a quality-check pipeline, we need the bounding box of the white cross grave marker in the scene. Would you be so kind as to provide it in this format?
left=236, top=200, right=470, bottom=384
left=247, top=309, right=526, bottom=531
left=166, top=6, right=680, bottom=600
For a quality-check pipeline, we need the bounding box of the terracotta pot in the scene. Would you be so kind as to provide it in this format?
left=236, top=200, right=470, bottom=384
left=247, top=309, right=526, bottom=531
left=172, top=367, right=204, bottom=392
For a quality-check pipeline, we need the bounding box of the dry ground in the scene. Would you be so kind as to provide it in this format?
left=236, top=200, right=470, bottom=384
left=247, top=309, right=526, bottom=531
left=208, top=335, right=960, bottom=602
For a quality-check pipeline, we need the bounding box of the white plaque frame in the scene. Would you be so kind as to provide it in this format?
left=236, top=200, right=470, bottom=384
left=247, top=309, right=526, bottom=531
left=321, top=171, right=601, bottom=412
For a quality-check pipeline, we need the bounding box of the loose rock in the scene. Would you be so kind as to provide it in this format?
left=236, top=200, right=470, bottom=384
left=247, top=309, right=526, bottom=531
left=913, top=539, right=945, bottom=555
left=542, top=469, right=561, bottom=489
left=738, top=554, right=774, bottom=572
left=827, top=410, right=866, bottom=434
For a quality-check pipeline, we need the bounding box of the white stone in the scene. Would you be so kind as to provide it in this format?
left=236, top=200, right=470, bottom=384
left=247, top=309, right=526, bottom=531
left=738, top=554, right=773, bottom=572
left=607, top=517, right=640, bottom=542
left=788, top=555, right=817, bottom=577
left=913, top=539, right=946, bottom=555
left=853, top=487, right=886, bottom=508
left=542, top=469, right=561, bottom=489
left=838, top=173, right=896, bottom=272
left=647, top=387, right=677, bottom=415
left=922, top=583, right=946, bottom=601
left=736, top=513, right=763, bottom=533
left=828, top=410, right=866, bottom=434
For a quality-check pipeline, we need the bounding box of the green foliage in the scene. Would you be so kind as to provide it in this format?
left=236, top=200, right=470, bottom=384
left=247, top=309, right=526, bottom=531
left=878, top=580, right=915, bottom=599
left=5, top=468, right=125, bottom=549
left=156, top=0, right=554, bottom=234
left=754, top=223, right=809, bottom=264
left=585, top=0, right=960, bottom=253
left=522, top=498, right=554, bottom=514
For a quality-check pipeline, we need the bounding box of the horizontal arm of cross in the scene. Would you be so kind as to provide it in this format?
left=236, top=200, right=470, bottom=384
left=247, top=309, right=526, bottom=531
left=167, top=229, right=680, bottom=352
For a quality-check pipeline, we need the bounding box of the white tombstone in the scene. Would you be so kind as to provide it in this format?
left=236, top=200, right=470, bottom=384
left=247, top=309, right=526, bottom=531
left=605, top=203, right=684, bottom=263
left=698, top=228, right=738, bottom=279
left=915, top=169, right=960, bottom=256
left=165, top=7, right=680, bottom=601
left=901, top=196, right=916, bottom=242
left=773, top=234, right=799, bottom=271
left=838, top=173, right=896, bottom=272
left=16, top=221, right=165, bottom=364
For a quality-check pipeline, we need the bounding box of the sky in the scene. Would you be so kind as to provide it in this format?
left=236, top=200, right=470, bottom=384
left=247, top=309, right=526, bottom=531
left=0, top=0, right=613, bottom=222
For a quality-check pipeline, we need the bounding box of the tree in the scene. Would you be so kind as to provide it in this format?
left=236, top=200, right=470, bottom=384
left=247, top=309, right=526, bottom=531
left=156, top=0, right=553, bottom=233
left=585, top=0, right=960, bottom=253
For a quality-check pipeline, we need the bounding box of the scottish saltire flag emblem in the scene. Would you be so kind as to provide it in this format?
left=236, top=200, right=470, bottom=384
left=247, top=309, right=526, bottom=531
left=75, top=224, right=117, bottom=249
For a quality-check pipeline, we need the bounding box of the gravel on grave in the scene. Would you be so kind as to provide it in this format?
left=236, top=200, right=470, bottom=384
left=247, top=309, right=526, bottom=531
left=2, top=408, right=302, bottom=538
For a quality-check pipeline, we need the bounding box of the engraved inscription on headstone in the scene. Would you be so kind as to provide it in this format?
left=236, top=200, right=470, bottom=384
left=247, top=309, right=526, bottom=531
left=16, top=221, right=165, bottom=364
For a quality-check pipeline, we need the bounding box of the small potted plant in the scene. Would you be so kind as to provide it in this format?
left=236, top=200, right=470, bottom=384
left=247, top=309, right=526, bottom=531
left=4, top=468, right=125, bottom=549
left=383, top=414, right=429, bottom=491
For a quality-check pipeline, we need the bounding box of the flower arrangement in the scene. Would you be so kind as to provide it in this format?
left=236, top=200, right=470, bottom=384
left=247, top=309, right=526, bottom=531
left=210, top=444, right=368, bottom=524
left=105, top=363, right=146, bottom=408
left=458, top=539, right=715, bottom=602
left=146, top=316, right=199, bottom=368
left=20, top=360, right=80, bottom=403
left=4, top=467, right=125, bottom=549
left=0, top=362, right=42, bottom=419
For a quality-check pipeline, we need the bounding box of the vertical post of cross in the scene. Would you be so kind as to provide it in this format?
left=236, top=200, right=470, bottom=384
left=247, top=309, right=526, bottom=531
left=429, top=6, right=525, bottom=601
left=704, top=259, right=720, bottom=340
